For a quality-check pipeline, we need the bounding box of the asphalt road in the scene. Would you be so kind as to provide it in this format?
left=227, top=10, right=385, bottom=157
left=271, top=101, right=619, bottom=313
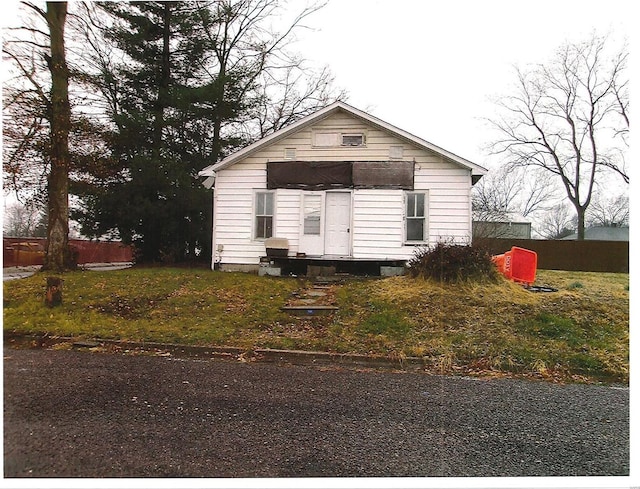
left=3, top=347, right=629, bottom=478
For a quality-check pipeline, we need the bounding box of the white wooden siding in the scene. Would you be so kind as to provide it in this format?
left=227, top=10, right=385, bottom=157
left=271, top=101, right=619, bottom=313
left=212, top=109, right=473, bottom=266
left=213, top=164, right=266, bottom=264
left=352, top=190, right=407, bottom=259
left=274, top=190, right=301, bottom=254
left=415, top=162, right=471, bottom=244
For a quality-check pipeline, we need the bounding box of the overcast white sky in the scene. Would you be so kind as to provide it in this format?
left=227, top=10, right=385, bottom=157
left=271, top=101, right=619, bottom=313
left=1, top=0, right=632, bottom=168
left=288, top=0, right=632, bottom=167
left=1, top=0, right=633, bottom=184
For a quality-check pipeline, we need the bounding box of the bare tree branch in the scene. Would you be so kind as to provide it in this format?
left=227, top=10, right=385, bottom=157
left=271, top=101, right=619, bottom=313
left=488, top=33, right=628, bottom=239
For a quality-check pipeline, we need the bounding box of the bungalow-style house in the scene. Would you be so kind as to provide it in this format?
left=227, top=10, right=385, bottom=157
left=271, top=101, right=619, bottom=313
left=199, top=102, right=487, bottom=274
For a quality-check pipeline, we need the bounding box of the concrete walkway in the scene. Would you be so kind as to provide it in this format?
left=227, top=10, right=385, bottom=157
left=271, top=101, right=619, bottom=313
left=3, top=262, right=132, bottom=281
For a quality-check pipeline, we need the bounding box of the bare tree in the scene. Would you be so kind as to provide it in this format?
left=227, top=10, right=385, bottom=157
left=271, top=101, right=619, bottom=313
left=472, top=166, right=557, bottom=222
left=2, top=4, right=52, bottom=208
left=42, top=1, right=72, bottom=271
left=489, top=33, right=628, bottom=240
left=586, top=193, right=629, bottom=228
left=537, top=203, right=576, bottom=239
left=3, top=2, right=74, bottom=271
left=252, top=63, right=348, bottom=138
left=3, top=202, right=47, bottom=237
left=191, top=0, right=335, bottom=159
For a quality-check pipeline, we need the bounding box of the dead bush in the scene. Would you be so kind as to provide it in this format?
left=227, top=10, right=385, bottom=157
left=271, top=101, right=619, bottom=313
left=407, top=242, right=499, bottom=283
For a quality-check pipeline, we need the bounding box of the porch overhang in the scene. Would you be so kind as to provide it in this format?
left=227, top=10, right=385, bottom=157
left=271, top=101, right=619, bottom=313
left=261, top=254, right=407, bottom=277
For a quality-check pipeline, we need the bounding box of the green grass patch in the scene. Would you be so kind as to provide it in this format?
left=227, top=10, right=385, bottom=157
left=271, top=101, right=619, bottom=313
left=3, top=267, right=629, bottom=384
left=357, top=302, right=412, bottom=338
left=517, top=313, right=583, bottom=346
left=3, top=267, right=301, bottom=346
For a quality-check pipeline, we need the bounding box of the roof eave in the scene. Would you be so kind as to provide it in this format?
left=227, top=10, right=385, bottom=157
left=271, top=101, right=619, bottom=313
left=202, top=103, right=344, bottom=175
left=199, top=101, right=488, bottom=176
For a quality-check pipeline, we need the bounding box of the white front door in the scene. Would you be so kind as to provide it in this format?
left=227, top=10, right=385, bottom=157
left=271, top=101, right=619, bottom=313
left=324, top=192, right=351, bottom=256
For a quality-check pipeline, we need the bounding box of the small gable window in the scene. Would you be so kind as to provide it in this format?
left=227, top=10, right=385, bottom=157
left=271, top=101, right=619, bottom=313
left=341, top=134, right=365, bottom=147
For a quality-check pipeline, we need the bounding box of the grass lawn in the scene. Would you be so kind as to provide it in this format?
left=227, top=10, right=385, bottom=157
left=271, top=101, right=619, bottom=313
left=3, top=267, right=629, bottom=384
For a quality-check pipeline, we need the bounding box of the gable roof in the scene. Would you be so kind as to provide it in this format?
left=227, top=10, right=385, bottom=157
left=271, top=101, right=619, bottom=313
left=199, top=101, right=487, bottom=179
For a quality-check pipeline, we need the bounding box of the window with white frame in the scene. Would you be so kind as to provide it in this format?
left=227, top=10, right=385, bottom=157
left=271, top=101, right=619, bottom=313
left=405, top=192, right=427, bottom=242
left=303, top=194, right=322, bottom=235
left=313, top=131, right=366, bottom=147
left=255, top=191, right=274, bottom=239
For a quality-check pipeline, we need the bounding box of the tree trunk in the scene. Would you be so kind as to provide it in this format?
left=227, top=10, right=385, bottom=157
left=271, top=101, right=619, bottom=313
left=153, top=3, right=171, bottom=152
left=576, top=208, right=586, bottom=241
left=42, top=2, right=71, bottom=272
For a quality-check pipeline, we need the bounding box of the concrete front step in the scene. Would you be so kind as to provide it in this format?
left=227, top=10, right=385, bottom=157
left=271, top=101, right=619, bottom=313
left=281, top=305, right=339, bottom=316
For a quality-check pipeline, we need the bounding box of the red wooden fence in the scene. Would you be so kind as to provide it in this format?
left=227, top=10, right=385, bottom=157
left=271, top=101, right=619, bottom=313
left=3, top=237, right=133, bottom=267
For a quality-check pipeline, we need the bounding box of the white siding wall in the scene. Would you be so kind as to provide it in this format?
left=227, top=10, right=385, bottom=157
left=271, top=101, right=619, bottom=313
left=415, top=163, right=472, bottom=243
left=214, top=163, right=265, bottom=265
left=213, top=110, right=473, bottom=266
left=274, top=189, right=301, bottom=254
left=352, top=189, right=406, bottom=259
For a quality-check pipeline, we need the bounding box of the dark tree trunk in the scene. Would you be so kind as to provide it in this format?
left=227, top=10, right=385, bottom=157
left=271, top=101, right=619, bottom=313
left=153, top=2, right=171, bottom=152
left=42, top=2, right=72, bottom=272
left=576, top=208, right=586, bottom=241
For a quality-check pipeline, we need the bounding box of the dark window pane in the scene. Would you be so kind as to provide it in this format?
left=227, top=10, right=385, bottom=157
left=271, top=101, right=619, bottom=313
left=264, top=192, right=274, bottom=214
left=256, top=216, right=273, bottom=239
left=265, top=216, right=273, bottom=238
left=342, top=134, right=364, bottom=146
left=415, top=193, right=425, bottom=217
left=407, top=193, right=425, bottom=218
left=304, top=214, right=321, bottom=235
left=256, top=194, right=265, bottom=215
left=407, top=218, right=424, bottom=241
left=406, top=194, right=415, bottom=217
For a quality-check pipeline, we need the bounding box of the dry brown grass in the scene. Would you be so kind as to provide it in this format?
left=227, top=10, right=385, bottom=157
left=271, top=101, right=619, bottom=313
left=3, top=268, right=629, bottom=384
left=329, top=270, right=628, bottom=383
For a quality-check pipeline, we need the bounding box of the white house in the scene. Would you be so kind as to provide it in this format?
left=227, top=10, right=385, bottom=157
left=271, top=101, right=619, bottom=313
left=199, top=102, right=487, bottom=273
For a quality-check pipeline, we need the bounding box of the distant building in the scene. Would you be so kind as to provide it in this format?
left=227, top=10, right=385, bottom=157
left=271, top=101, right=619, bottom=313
left=562, top=226, right=629, bottom=241
left=473, top=213, right=532, bottom=239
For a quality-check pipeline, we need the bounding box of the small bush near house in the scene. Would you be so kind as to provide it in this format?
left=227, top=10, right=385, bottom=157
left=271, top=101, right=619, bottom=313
left=407, top=242, right=499, bottom=283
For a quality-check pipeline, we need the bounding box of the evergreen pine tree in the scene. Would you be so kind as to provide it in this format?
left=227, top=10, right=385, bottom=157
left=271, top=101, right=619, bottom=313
left=78, top=1, right=232, bottom=263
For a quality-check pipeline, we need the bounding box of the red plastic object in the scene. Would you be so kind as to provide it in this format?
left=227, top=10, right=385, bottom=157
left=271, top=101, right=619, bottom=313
left=492, top=247, right=537, bottom=286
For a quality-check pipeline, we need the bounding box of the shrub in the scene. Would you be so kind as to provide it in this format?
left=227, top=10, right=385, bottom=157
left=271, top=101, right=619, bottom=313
left=407, top=241, right=499, bottom=283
